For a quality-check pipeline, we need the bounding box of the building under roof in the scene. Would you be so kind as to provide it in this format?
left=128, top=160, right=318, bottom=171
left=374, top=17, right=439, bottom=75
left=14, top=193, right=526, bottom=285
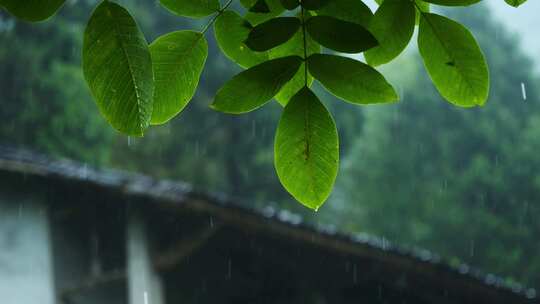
left=0, top=146, right=537, bottom=304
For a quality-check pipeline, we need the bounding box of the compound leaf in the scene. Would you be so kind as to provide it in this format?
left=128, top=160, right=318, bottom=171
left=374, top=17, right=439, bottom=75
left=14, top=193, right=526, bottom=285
left=269, top=26, right=320, bottom=106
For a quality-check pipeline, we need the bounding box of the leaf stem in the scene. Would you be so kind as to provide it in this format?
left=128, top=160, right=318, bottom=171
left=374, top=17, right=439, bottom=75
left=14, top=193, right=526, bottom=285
left=411, top=0, right=426, bottom=18
left=202, top=0, right=235, bottom=34
left=301, top=5, right=308, bottom=87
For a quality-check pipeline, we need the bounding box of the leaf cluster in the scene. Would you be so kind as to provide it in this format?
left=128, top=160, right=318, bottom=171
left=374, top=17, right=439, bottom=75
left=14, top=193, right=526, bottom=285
left=0, top=0, right=527, bottom=209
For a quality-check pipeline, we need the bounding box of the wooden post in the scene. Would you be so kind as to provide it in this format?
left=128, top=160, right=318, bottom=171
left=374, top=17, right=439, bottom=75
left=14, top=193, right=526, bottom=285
left=127, top=213, right=165, bottom=304
left=0, top=199, right=55, bottom=304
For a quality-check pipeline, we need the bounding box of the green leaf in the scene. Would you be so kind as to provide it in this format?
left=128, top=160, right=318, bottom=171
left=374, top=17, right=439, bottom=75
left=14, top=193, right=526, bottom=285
left=415, top=1, right=430, bottom=25
left=421, top=0, right=481, bottom=6
left=245, top=0, right=285, bottom=26
left=504, top=0, right=527, bottom=7
left=418, top=13, right=489, bottom=107
left=307, top=54, right=398, bottom=104
left=269, top=27, right=320, bottom=106
left=245, top=17, right=301, bottom=52
left=374, top=0, right=429, bottom=24
left=149, top=31, right=208, bottom=125
left=214, top=11, right=269, bottom=68
left=0, top=0, right=65, bottom=22
left=83, top=1, right=153, bottom=136
left=280, top=0, right=300, bottom=10
left=249, top=0, right=270, bottom=13
left=301, top=0, right=330, bottom=10
left=316, top=0, right=373, bottom=27
left=159, top=0, right=220, bottom=18
left=275, top=87, right=339, bottom=210
left=240, top=0, right=257, bottom=8
left=306, top=16, right=378, bottom=53
left=365, top=0, right=416, bottom=66
left=211, top=56, right=303, bottom=114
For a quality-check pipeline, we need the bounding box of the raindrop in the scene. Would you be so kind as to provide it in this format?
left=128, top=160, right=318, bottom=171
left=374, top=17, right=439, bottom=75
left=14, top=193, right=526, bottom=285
left=209, top=216, right=214, bottom=228
left=127, top=136, right=132, bottom=147
left=521, top=82, right=527, bottom=100
left=144, top=291, right=149, bottom=304
left=470, top=240, right=475, bottom=257
left=226, top=259, right=232, bottom=280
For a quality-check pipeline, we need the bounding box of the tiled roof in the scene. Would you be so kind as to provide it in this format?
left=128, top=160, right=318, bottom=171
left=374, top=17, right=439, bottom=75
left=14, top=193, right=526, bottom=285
left=0, top=145, right=537, bottom=304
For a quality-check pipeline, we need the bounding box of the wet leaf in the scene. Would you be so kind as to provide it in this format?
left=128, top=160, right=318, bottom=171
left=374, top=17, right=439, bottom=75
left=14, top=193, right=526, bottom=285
left=159, top=0, right=220, bottom=18
left=150, top=31, right=208, bottom=125
left=83, top=1, right=153, bottom=136
left=308, top=54, right=398, bottom=104
left=211, top=56, right=303, bottom=113
left=306, top=16, right=378, bottom=53
left=0, top=0, right=65, bottom=22
left=275, top=88, right=339, bottom=210
left=418, top=13, right=489, bottom=106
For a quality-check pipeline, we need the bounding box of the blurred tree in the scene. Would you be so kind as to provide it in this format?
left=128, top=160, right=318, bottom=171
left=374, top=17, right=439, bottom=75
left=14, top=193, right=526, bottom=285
left=0, top=0, right=197, bottom=166
left=0, top=2, right=115, bottom=165
left=333, top=4, right=540, bottom=287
